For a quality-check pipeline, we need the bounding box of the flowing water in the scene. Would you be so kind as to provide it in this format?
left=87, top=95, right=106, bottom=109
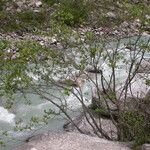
left=0, top=36, right=150, bottom=150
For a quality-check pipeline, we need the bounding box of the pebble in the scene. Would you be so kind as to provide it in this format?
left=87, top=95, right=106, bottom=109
left=35, top=1, right=42, bottom=7
left=106, top=12, right=117, bottom=19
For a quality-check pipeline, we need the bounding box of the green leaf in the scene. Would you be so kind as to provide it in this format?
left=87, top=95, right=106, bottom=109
left=145, top=79, right=150, bottom=86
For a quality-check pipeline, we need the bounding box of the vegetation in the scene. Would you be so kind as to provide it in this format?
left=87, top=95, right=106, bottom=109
left=0, top=0, right=149, bottom=32
left=0, top=0, right=150, bottom=148
left=54, top=0, right=89, bottom=26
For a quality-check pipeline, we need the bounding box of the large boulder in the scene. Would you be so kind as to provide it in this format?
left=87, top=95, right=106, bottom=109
left=13, top=132, right=132, bottom=150
left=63, top=112, right=117, bottom=140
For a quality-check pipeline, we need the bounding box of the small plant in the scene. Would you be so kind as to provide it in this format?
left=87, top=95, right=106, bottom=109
left=54, top=0, right=88, bottom=26
left=0, top=0, right=6, bottom=11
left=119, top=110, right=150, bottom=145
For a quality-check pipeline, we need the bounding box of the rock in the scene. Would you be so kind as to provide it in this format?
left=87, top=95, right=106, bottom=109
left=141, top=144, right=150, bottom=150
left=63, top=113, right=84, bottom=131
left=63, top=112, right=117, bottom=140
left=31, top=148, right=38, bottom=150
left=133, top=19, right=141, bottom=28
left=35, top=1, right=42, bottom=7
left=13, top=145, right=33, bottom=150
left=137, top=59, right=150, bottom=73
left=117, top=73, right=150, bottom=99
left=57, top=74, right=86, bottom=87
left=58, top=79, right=80, bottom=87
left=16, top=1, right=24, bottom=8
left=121, top=21, right=130, bottom=28
left=106, top=12, right=117, bottom=19
left=145, top=15, right=150, bottom=20
left=33, top=9, right=40, bottom=12
left=50, top=37, right=57, bottom=44
left=39, top=41, right=45, bottom=46
left=91, top=96, right=118, bottom=112
left=142, top=32, right=150, bottom=36
left=13, top=132, right=132, bottom=150
left=112, top=30, right=120, bottom=35
left=132, top=0, right=140, bottom=4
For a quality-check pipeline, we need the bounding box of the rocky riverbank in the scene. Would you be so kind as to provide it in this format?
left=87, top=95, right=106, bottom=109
left=13, top=132, right=150, bottom=150
left=0, top=1, right=150, bottom=150
left=13, top=132, right=132, bottom=150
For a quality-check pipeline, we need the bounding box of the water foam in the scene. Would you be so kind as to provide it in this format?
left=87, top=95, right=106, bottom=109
left=0, top=106, right=15, bottom=123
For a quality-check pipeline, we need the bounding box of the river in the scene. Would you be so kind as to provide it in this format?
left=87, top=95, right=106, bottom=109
left=0, top=35, right=150, bottom=150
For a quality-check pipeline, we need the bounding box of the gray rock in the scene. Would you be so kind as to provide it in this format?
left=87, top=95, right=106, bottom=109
left=13, top=144, right=33, bottom=150
left=31, top=148, right=38, bottom=150
left=121, top=21, right=130, bottom=28
left=141, top=144, right=150, bottom=150
left=63, top=112, right=117, bottom=140
left=145, top=15, right=150, bottom=20
left=137, top=59, right=150, bottom=73
left=106, top=12, right=117, bottom=19
left=16, top=1, right=24, bottom=8
left=35, top=1, right=42, bottom=7
left=13, top=132, right=132, bottom=150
